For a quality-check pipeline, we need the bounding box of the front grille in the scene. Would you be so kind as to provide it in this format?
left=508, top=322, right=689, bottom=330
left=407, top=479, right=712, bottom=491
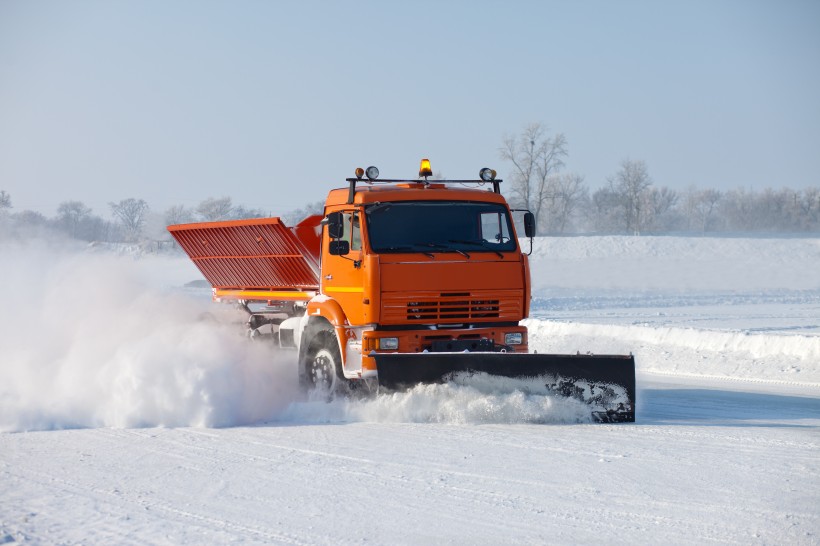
left=407, top=299, right=500, bottom=320
left=381, top=290, right=522, bottom=324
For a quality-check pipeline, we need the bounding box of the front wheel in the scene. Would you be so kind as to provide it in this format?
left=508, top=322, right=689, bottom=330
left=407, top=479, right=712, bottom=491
left=302, top=328, right=343, bottom=394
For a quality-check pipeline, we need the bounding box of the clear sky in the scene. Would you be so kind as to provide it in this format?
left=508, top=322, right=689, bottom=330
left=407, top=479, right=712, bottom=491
left=1, top=0, right=818, bottom=217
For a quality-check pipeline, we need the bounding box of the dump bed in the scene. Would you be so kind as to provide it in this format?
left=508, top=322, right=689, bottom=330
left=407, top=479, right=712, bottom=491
left=168, top=215, right=322, bottom=300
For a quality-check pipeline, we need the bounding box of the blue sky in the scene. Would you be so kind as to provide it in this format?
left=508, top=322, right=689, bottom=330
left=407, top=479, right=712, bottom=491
left=1, top=0, right=818, bottom=217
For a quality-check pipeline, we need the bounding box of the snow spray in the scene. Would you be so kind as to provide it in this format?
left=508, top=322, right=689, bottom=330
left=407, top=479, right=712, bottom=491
left=0, top=240, right=300, bottom=432
left=278, top=374, right=593, bottom=425
left=0, top=240, right=592, bottom=432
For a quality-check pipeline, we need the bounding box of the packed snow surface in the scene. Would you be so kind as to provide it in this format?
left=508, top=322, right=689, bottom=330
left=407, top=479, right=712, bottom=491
left=1, top=235, right=819, bottom=544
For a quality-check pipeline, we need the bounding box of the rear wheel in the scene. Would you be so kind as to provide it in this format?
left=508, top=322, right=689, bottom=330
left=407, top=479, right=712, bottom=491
left=303, top=328, right=343, bottom=393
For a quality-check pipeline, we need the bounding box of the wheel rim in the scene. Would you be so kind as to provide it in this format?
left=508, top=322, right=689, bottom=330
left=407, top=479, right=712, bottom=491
left=309, top=348, right=338, bottom=391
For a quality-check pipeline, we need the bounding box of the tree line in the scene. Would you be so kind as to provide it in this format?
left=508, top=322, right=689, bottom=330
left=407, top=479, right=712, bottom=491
left=500, top=123, right=819, bottom=235
left=0, top=194, right=268, bottom=244
left=2, top=124, right=818, bottom=243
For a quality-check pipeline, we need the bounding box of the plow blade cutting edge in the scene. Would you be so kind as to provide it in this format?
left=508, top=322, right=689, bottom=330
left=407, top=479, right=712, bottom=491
left=372, top=353, right=636, bottom=423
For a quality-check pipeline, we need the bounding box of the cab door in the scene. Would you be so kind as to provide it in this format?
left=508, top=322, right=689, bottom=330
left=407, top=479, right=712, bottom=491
left=322, top=210, right=366, bottom=325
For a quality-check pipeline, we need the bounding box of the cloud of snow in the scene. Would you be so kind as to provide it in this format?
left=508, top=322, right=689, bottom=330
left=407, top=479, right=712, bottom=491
left=1, top=240, right=593, bottom=432
left=0, top=239, right=300, bottom=432
left=278, top=374, right=594, bottom=425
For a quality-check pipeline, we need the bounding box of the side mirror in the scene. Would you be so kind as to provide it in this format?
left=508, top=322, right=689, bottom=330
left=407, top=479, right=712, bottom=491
left=327, top=211, right=344, bottom=239
left=329, top=240, right=350, bottom=256
left=524, top=212, right=536, bottom=238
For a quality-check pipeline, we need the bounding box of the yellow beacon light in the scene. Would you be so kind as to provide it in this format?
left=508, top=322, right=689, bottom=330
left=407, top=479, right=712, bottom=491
left=419, top=158, right=433, bottom=178
left=355, top=167, right=365, bottom=179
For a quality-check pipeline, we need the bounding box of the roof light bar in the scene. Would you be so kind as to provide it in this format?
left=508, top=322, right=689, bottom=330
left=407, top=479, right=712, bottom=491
left=345, top=161, right=503, bottom=203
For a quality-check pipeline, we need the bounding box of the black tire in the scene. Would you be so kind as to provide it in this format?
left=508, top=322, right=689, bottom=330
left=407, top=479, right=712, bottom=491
left=302, top=328, right=343, bottom=393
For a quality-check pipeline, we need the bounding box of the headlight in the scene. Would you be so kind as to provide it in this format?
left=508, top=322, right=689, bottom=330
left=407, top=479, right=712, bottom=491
left=479, top=167, right=497, bottom=181
left=504, top=332, right=523, bottom=345
left=379, top=337, right=399, bottom=350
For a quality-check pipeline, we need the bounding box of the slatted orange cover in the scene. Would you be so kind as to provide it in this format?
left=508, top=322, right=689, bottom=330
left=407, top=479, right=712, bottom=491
left=168, top=217, right=320, bottom=291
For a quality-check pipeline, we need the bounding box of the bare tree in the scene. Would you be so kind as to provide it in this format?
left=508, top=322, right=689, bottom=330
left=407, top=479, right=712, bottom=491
left=717, top=187, right=820, bottom=232
left=283, top=199, right=325, bottom=225
left=545, top=172, right=587, bottom=233
left=806, top=188, right=820, bottom=230
left=0, top=190, right=10, bottom=235
left=793, top=187, right=820, bottom=230
left=15, top=210, right=48, bottom=227
left=110, top=198, right=149, bottom=242
left=587, top=187, right=622, bottom=232
left=57, top=201, right=92, bottom=239
left=232, top=205, right=267, bottom=219
left=685, top=188, right=722, bottom=233
left=639, top=186, right=680, bottom=232
left=610, top=159, right=653, bottom=234
left=0, top=190, right=11, bottom=214
left=80, top=214, right=116, bottom=242
left=196, top=197, right=233, bottom=221
left=500, top=123, right=568, bottom=234
left=164, top=205, right=195, bottom=226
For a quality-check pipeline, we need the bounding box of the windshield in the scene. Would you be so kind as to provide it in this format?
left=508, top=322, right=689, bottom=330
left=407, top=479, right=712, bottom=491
left=365, top=201, right=517, bottom=254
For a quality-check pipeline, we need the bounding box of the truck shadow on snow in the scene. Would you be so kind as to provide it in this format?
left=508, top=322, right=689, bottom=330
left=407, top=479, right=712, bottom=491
left=637, top=387, right=820, bottom=428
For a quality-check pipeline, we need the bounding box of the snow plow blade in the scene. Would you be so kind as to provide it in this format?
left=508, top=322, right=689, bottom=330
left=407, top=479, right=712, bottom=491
left=373, top=353, right=636, bottom=423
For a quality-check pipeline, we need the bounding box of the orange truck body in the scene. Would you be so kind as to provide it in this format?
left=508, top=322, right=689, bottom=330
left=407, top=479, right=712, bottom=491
left=169, top=181, right=531, bottom=380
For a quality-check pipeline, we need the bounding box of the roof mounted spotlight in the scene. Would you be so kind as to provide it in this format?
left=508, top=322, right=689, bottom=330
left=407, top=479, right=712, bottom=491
left=419, top=158, right=433, bottom=179
left=365, top=166, right=380, bottom=180
left=479, top=167, right=497, bottom=182
left=355, top=167, right=365, bottom=180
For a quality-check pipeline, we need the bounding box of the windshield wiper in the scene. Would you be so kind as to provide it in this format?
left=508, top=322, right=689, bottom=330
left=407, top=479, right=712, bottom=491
left=418, top=242, right=470, bottom=259
left=384, top=245, right=434, bottom=258
left=448, top=239, right=504, bottom=258
left=365, top=202, right=393, bottom=216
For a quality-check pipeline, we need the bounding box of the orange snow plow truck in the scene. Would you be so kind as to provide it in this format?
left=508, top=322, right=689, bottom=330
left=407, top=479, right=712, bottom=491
left=169, top=160, right=636, bottom=422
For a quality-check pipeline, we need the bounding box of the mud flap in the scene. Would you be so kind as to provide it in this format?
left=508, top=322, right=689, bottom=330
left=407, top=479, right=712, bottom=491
left=372, top=352, right=636, bottom=423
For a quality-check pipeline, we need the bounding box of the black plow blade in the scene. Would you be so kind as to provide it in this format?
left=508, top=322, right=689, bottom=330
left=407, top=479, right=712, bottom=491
left=372, top=352, right=636, bottom=423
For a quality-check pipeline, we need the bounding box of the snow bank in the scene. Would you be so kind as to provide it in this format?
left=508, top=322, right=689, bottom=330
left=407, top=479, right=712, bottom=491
left=524, top=235, right=820, bottom=386
left=525, top=318, right=820, bottom=385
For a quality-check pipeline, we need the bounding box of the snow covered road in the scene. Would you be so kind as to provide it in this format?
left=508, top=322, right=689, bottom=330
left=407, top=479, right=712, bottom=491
left=2, top=373, right=818, bottom=545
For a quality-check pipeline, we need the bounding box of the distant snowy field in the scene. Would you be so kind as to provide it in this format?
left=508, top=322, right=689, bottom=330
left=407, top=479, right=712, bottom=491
left=1, top=236, right=819, bottom=544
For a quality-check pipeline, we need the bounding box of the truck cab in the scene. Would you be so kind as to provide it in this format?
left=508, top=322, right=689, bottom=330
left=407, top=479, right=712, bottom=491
left=309, top=177, right=533, bottom=387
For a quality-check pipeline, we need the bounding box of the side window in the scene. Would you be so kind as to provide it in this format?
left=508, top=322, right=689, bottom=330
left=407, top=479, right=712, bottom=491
left=343, top=212, right=362, bottom=251
left=480, top=212, right=510, bottom=243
